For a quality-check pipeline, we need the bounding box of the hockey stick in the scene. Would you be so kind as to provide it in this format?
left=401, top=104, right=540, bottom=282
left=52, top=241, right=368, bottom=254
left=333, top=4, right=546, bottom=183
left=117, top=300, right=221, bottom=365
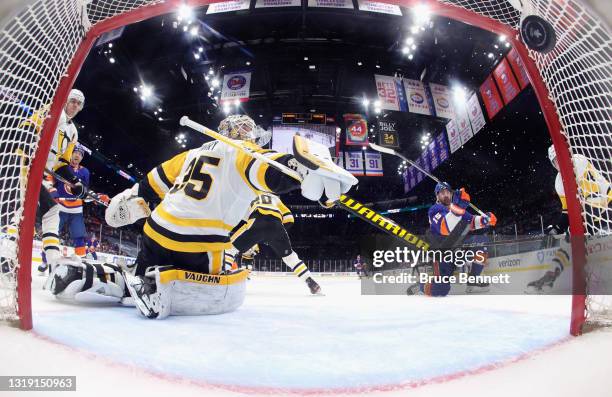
left=45, top=168, right=109, bottom=207
left=180, top=116, right=430, bottom=251
left=369, top=142, right=489, bottom=218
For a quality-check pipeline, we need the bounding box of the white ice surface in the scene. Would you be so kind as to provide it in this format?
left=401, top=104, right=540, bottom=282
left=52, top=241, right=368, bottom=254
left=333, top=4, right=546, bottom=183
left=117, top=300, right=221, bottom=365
left=1, top=273, right=612, bottom=397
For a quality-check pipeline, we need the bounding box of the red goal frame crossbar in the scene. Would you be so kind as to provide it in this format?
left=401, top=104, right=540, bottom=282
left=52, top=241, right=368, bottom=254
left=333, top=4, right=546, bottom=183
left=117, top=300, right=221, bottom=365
left=16, top=0, right=587, bottom=334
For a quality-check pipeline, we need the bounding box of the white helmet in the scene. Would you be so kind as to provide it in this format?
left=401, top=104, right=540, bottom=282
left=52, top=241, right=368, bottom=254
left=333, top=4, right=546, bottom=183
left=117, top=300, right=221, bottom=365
left=68, top=89, right=85, bottom=108
left=218, top=115, right=257, bottom=142
left=548, top=144, right=557, bottom=164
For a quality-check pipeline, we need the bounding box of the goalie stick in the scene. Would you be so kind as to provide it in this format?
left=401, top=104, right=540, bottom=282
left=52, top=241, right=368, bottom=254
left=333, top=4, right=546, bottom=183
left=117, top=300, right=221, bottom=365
left=45, top=168, right=109, bottom=207
left=179, top=116, right=430, bottom=251
left=369, top=142, right=489, bottom=219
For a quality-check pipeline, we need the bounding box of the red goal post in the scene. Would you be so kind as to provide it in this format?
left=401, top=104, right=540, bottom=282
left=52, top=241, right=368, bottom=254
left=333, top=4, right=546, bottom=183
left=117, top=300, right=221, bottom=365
left=0, top=0, right=609, bottom=334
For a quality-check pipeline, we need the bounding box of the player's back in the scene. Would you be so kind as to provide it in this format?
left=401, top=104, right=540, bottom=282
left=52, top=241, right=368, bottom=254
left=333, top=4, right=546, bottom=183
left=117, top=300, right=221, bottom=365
left=145, top=140, right=263, bottom=252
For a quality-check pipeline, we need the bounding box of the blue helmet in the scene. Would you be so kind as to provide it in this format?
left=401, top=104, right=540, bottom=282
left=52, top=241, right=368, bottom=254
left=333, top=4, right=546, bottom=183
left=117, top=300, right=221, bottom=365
left=434, top=182, right=451, bottom=195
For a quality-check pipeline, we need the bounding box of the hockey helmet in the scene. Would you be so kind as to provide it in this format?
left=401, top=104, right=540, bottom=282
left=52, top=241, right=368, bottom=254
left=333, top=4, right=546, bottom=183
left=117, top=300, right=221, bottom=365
left=434, top=182, right=451, bottom=196
left=218, top=115, right=257, bottom=142
left=68, top=89, right=85, bottom=108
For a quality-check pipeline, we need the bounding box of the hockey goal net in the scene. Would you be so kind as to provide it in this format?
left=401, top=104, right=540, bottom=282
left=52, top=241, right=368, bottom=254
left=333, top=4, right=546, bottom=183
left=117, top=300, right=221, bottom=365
left=0, top=0, right=610, bottom=334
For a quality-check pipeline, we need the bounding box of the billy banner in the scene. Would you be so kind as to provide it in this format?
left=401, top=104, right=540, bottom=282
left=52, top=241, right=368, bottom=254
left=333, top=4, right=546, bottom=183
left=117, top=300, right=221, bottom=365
left=364, top=151, right=383, bottom=176
left=493, top=58, right=521, bottom=105
left=403, top=78, right=433, bottom=116
left=220, top=71, right=251, bottom=103
left=479, top=75, right=504, bottom=120
left=375, top=74, right=408, bottom=112
left=506, top=48, right=530, bottom=90
left=376, top=119, right=400, bottom=148
left=466, top=92, right=486, bottom=134
left=428, top=83, right=455, bottom=119
left=344, top=114, right=368, bottom=145
left=345, top=151, right=365, bottom=176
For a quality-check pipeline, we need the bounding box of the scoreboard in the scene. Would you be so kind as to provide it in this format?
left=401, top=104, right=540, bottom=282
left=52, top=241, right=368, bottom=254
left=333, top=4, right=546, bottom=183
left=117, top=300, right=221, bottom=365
left=282, top=113, right=326, bottom=125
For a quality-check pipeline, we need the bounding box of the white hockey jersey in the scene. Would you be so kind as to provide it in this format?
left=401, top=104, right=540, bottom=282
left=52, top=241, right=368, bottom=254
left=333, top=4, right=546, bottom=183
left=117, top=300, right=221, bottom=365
left=555, top=154, right=611, bottom=210
left=142, top=140, right=293, bottom=257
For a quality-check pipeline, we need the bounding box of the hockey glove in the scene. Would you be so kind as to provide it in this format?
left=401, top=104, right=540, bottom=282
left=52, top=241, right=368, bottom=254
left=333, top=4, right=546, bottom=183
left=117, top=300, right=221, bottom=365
left=452, top=188, right=471, bottom=209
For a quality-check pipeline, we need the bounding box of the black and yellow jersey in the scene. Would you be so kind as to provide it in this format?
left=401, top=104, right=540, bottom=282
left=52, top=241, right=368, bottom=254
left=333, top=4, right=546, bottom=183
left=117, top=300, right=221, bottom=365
left=246, top=193, right=294, bottom=226
left=555, top=154, right=611, bottom=211
left=138, top=139, right=299, bottom=254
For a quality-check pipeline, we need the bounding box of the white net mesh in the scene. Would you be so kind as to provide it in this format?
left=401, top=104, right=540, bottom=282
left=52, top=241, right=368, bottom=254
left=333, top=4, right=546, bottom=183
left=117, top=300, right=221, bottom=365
left=0, top=0, right=610, bottom=332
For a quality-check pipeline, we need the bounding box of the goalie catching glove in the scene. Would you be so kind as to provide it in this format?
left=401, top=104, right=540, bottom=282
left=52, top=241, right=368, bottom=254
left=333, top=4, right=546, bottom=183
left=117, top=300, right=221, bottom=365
left=105, top=183, right=151, bottom=228
left=291, top=135, right=358, bottom=204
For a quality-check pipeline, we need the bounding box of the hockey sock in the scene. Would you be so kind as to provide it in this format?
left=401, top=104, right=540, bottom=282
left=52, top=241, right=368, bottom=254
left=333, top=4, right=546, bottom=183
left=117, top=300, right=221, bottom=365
left=469, top=262, right=484, bottom=277
left=282, top=251, right=311, bottom=281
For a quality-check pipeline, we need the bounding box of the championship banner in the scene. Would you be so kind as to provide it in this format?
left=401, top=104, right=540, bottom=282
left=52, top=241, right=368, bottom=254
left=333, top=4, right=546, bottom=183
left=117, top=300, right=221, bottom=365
left=255, top=0, right=301, bottom=8
left=466, top=92, right=486, bottom=134
left=403, top=78, right=432, bottom=116
left=375, top=74, right=408, bottom=112
left=376, top=119, right=399, bottom=148
left=506, top=48, right=530, bottom=89
left=427, top=141, right=439, bottom=170
left=493, top=58, right=521, bottom=105
left=479, top=76, right=504, bottom=120
left=446, top=118, right=461, bottom=153
left=343, top=114, right=368, bottom=145
left=403, top=168, right=412, bottom=193
left=335, top=151, right=344, bottom=169
left=428, top=83, right=455, bottom=119
left=345, top=151, right=365, bottom=176
left=220, top=71, right=251, bottom=103
left=206, top=0, right=251, bottom=14
left=435, top=132, right=450, bottom=163
left=364, top=152, right=384, bottom=176
left=307, top=0, right=354, bottom=9
left=455, top=102, right=474, bottom=146
left=357, top=0, right=402, bottom=15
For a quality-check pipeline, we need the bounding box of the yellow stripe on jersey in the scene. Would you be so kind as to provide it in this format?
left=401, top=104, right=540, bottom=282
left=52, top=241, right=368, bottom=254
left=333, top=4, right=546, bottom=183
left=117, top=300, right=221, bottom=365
left=558, top=195, right=567, bottom=211
left=156, top=203, right=234, bottom=231
left=42, top=238, right=59, bottom=246
left=161, top=151, right=188, bottom=185
left=147, top=172, right=166, bottom=199
left=230, top=218, right=255, bottom=243
left=282, top=214, right=295, bottom=224
left=143, top=221, right=231, bottom=253
left=210, top=251, right=222, bottom=275
left=293, top=263, right=307, bottom=275
left=255, top=208, right=283, bottom=222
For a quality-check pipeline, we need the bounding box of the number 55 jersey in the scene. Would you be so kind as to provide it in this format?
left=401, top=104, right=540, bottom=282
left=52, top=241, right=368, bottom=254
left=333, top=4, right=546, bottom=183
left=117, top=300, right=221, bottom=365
left=138, top=140, right=298, bottom=255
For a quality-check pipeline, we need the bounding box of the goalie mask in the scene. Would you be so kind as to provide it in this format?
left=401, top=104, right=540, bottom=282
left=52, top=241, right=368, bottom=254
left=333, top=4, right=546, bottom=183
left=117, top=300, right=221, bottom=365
left=217, top=115, right=271, bottom=147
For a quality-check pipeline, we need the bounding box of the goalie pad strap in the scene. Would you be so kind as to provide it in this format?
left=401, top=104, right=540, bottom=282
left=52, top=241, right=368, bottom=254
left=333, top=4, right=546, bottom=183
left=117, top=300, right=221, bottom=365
left=94, top=263, right=107, bottom=283
left=82, top=263, right=95, bottom=291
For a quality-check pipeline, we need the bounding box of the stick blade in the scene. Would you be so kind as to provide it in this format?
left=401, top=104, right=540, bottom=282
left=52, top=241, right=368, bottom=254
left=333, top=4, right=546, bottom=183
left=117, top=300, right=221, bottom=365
left=368, top=142, right=396, bottom=155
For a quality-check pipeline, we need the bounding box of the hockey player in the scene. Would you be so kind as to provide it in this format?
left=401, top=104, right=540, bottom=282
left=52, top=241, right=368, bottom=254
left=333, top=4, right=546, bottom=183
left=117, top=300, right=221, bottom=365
left=415, top=183, right=496, bottom=297
left=38, top=146, right=109, bottom=274
left=5, top=89, right=88, bottom=269
left=526, top=145, right=611, bottom=293
left=226, top=192, right=322, bottom=295
left=86, top=235, right=99, bottom=260
left=49, top=115, right=356, bottom=318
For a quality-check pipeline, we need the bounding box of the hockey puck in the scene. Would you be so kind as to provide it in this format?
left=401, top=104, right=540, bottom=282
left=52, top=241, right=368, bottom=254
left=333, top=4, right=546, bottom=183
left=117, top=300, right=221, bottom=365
left=520, top=15, right=557, bottom=54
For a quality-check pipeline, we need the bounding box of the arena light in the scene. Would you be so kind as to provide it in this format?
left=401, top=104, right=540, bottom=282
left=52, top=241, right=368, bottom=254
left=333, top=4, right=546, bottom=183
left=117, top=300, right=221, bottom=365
left=488, top=53, right=494, bottom=58
left=412, top=4, right=431, bottom=25
left=362, top=98, right=370, bottom=108
left=194, top=53, right=200, bottom=60
left=453, top=85, right=466, bottom=102
left=233, top=99, right=240, bottom=107
left=208, top=69, right=214, bottom=75
left=198, top=47, right=203, bottom=53
left=498, top=34, right=507, bottom=42
left=177, top=4, right=193, bottom=22
left=158, top=108, right=162, bottom=112
left=246, top=61, right=251, bottom=66
left=140, top=85, right=153, bottom=101
left=357, top=61, right=363, bottom=66
left=108, top=43, right=113, bottom=48
left=405, top=37, right=415, bottom=45
left=410, top=25, right=419, bottom=34
left=374, top=100, right=381, bottom=108
left=211, top=78, right=220, bottom=88
left=189, top=27, right=198, bottom=37
left=402, top=47, right=409, bottom=54
left=109, top=57, right=115, bottom=64
left=408, top=54, right=414, bottom=60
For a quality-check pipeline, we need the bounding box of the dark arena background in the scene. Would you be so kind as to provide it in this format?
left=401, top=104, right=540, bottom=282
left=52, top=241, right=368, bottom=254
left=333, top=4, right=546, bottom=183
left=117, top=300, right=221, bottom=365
left=0, top=1, right=611, bottom=396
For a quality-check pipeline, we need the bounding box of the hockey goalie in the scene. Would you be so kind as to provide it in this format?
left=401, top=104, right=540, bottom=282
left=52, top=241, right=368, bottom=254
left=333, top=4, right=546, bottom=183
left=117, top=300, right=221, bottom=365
left=46, top=115, right=357, bottom=319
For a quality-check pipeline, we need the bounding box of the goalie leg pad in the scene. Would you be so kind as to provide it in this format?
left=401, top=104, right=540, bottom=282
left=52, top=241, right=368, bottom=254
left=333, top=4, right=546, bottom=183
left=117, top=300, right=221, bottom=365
left=46, top=258, right=126, bottom=303
left=128, top=267, right=249, bottom=319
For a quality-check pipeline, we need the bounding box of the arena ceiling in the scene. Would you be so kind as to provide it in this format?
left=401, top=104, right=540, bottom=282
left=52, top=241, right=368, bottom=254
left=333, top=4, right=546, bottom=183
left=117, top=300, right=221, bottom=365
left=73, top=5, right=558, bottom=228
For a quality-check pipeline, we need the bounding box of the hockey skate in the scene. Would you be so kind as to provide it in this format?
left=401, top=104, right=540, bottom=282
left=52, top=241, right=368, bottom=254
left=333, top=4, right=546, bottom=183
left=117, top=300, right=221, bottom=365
left=37, top=263, right=49, bottom=275
left=525, top=271, right=558, bottom=294
left=124, top=272, right=169, bottom=319
left=306, top=277, right=323, bottom=295
left=466, top=281, right=490, bottom=294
